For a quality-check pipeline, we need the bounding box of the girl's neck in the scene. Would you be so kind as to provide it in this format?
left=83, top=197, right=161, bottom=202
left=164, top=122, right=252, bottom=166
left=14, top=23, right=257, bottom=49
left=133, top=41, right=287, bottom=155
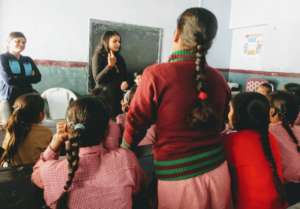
left=168, top=49, right=195, bottom=63
left=9, top=51, right=21, bottom=59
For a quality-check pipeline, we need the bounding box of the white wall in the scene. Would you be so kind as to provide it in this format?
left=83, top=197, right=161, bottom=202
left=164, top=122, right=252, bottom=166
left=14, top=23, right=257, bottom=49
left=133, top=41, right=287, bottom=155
left=0, top=0, right=199, bottom=62
left=229, top=0, right=300, bottom=72
left=201, top=0, right=232, bottom=68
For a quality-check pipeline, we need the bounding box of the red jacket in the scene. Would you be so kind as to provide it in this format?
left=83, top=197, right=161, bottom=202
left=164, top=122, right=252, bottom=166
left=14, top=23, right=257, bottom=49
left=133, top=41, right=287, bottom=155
left=124, top=61, right=230, bottom=161
left=224, top=130, right=287, bottom=209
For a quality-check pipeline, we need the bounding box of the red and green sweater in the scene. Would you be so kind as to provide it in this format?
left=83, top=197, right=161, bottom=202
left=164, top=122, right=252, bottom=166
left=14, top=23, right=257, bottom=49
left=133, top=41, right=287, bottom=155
left=122, top=51, right=231, bottom=180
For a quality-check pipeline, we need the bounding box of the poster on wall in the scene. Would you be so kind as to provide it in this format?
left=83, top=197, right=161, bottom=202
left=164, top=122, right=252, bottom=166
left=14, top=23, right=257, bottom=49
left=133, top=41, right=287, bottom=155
left=243, top=33, right=263, bottom=56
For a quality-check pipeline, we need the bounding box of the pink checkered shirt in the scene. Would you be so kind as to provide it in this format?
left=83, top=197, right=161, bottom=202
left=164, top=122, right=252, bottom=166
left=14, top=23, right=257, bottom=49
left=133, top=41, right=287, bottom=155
left=32, top=144, right=145, bottom=209
left=269, top=122, right=300, bottom=183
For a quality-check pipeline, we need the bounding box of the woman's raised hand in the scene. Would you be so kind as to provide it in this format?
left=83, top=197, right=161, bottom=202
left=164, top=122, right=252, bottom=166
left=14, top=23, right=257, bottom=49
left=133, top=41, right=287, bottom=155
left=108, top=51, right=117, bottom=68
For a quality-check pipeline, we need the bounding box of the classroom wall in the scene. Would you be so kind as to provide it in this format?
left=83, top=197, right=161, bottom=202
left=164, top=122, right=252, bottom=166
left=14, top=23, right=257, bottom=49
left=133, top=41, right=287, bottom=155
left=201, top=0, right=300, bottom=74
left=0, top=0, right=200, bottom=95
left=229, top=0, right=300, bottom=73
left=0, top=0, right=199, bottom=62
left=201, top=0, right=232, bottom=69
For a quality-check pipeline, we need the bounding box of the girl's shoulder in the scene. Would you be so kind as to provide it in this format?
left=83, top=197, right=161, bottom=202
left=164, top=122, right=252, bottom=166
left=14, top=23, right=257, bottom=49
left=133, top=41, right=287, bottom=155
left=104, top=148, right=139, bottom=167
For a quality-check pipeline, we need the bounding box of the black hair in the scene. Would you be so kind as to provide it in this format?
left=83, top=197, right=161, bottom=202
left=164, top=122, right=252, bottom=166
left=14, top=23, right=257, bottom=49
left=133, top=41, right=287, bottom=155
left=177, top=7, right=219, bottom=131
left=231, top=92, right=286, bottom=202
left=90, top=86, right=115, bottom=118
left=0, top=93, right=44, bottom=164
left=270, top=91, right=300, bottom=152
left=284, top=83, right=300, bottom=106
left=92, top=31, right=121, bottom=58
left=56, top=96, right=109, bottom=209
left=122, top=85, right=137, bottom=113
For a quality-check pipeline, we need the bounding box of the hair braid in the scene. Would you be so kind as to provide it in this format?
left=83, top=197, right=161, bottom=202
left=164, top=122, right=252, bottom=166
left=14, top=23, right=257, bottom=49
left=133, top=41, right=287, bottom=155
left=279, top=105, right=300, bottom=152
left=56, top=136, right=80, bottom=209
left=0, top=108, right=31, bottom=164
left=187, top=37, right=218, bottom=130
left=259, top=127, right=286, bottom=203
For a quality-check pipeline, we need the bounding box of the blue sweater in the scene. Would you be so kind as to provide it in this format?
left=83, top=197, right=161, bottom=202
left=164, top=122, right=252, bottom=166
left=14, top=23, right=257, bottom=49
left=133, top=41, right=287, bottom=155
left=0, top=52, right=41, bottom=104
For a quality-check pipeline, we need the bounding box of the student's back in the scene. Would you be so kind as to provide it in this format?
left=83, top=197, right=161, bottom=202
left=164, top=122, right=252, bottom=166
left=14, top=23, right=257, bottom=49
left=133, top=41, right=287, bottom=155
left=34, top=146, right=143, bottom=209
left=2, top=124, right=51, bottom=165
left=0, top=93, right=51, bottom=166
left=32, top=96, right=144, bottom=209
left=225, top=130, right=284, bottom=209
left=224, top=92, right=287, bottom=209
left=269, top=91, right=300, bottom=182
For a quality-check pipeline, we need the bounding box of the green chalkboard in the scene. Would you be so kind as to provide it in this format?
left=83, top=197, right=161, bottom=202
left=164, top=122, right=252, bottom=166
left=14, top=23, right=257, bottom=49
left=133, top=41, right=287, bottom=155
left=89, top=19, right=163, bottom=90
left=33, top=65, right=88, bottom=96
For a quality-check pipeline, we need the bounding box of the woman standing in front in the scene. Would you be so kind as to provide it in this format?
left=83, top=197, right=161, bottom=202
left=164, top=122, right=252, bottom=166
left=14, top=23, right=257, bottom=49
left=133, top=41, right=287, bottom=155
left=92, top=31, right=128, bottom=117
left=0, top=32, right=41, bottom=124
left=122, top=7, right=232, bottom=209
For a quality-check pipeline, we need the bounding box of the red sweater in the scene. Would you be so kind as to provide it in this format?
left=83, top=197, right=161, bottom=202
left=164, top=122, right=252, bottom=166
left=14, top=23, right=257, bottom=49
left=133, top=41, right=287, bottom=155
left=224, top=130, right=287, bottom=209
left=123, top=60, right=230, bottom=180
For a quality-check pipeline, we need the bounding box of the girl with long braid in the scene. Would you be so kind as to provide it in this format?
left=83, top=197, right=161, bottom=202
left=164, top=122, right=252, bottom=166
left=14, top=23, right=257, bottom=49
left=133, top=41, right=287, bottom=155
left=225, top=92, right=287, bottom=209
left=1, top=93, right=52, bottom=166
left=122, top=7, right=232, bottom=209
left=269, top=91, right=300, bottom=205
left=32, top=96, right=144, bottom=209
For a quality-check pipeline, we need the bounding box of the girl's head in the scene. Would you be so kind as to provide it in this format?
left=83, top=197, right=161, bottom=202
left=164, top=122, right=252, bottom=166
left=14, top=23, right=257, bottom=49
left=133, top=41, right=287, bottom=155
left=66, top=96, right=109, bottom=147
left=178, top=8, right=219, bottom=131
left=269, top=91, right=300, bottom=153
left=175, top=7, right=217, bottom=52
left=7, top=32, right=26, bottom=55
left=269, top=91, right=299, bottom=125
left=1, top=93, right=44, bottom=164
left=229, top=92, right=286, bottom=201
left=134, top=71, right=143, bottom=86
left=256, top=83, right=273, bottom=98
left=284, top=83, right=300, bottom=104
left=229, top=92, right=270, bottom=131
left=96, top=31, right=121, bottom=54
left=90, top=86, right=114, bottom=118
left=56, top=96, right=109, bottom=209
left=121, top=86, right=137, bottom=113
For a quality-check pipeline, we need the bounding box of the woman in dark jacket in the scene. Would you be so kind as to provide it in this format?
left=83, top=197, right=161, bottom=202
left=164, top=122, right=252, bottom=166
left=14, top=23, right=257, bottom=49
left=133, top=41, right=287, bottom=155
left=92, top=31, right=128, bottom=117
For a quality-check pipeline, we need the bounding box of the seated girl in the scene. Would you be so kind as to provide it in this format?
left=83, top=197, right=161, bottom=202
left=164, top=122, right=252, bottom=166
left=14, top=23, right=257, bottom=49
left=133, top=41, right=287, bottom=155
left=224, top=92, right=287, bottom=209
left=1, top=93, right=52, bottom=166
left=269, top=91, right=300, bottom=205
left=31, top=96, right=144, bottom=209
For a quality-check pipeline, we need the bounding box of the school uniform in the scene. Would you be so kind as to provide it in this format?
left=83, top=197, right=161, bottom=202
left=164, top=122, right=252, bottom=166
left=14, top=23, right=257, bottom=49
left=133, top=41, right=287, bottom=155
left=122, top=51, right=232, bottom=209
left=103, top=119, right=121, bottom=150
left=224, top=130, right=287, bottom=209
left=269, top=122, right=300, bottom=205
left=32, top=145, right=145, bottom=209
left=269, top=122, right=300, bottom=182
left=2, top=124, right=52, bottom=166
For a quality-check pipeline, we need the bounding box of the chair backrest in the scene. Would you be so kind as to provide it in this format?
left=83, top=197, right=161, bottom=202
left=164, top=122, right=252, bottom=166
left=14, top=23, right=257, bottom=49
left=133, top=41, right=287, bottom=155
left=41, top=87, right=78, bottom=120
left=245, top=78, right=274, bottom=92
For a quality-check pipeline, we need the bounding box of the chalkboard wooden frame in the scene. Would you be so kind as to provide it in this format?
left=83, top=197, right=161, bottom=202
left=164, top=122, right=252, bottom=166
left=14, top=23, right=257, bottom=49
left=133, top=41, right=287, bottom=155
left=88, top=19, right=163, bottom=90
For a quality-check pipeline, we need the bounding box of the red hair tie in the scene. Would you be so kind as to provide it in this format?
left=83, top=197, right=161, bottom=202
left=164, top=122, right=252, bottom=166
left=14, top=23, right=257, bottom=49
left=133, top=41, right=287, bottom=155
left=198, top=91, right=208, bottom=101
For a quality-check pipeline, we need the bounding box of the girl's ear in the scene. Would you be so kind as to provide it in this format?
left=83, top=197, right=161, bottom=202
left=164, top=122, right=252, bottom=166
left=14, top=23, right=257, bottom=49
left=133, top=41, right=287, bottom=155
left=269, top=107, right=280, bottom=123
left=270, top=107, right=277, bottom=117
left=173, top=28, right=180, bottom=43
left=39, top=112, right=45, bottom=122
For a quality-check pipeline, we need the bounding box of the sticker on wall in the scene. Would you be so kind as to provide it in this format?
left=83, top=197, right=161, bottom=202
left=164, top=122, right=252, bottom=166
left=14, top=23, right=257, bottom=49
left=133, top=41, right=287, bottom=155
left=243, top=33, right=263, bottom=56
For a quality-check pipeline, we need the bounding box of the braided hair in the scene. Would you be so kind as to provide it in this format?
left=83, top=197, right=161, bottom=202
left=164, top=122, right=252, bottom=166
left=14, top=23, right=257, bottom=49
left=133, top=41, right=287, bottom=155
left=176, top=8, right=219, bottom=130
left=232, top=92, right=286, bottom=202
left=56, top=96, right=109, bottom=209
left=0, top=93, right=44, bottom=165
left=270, top=91, right=300, bottom=152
